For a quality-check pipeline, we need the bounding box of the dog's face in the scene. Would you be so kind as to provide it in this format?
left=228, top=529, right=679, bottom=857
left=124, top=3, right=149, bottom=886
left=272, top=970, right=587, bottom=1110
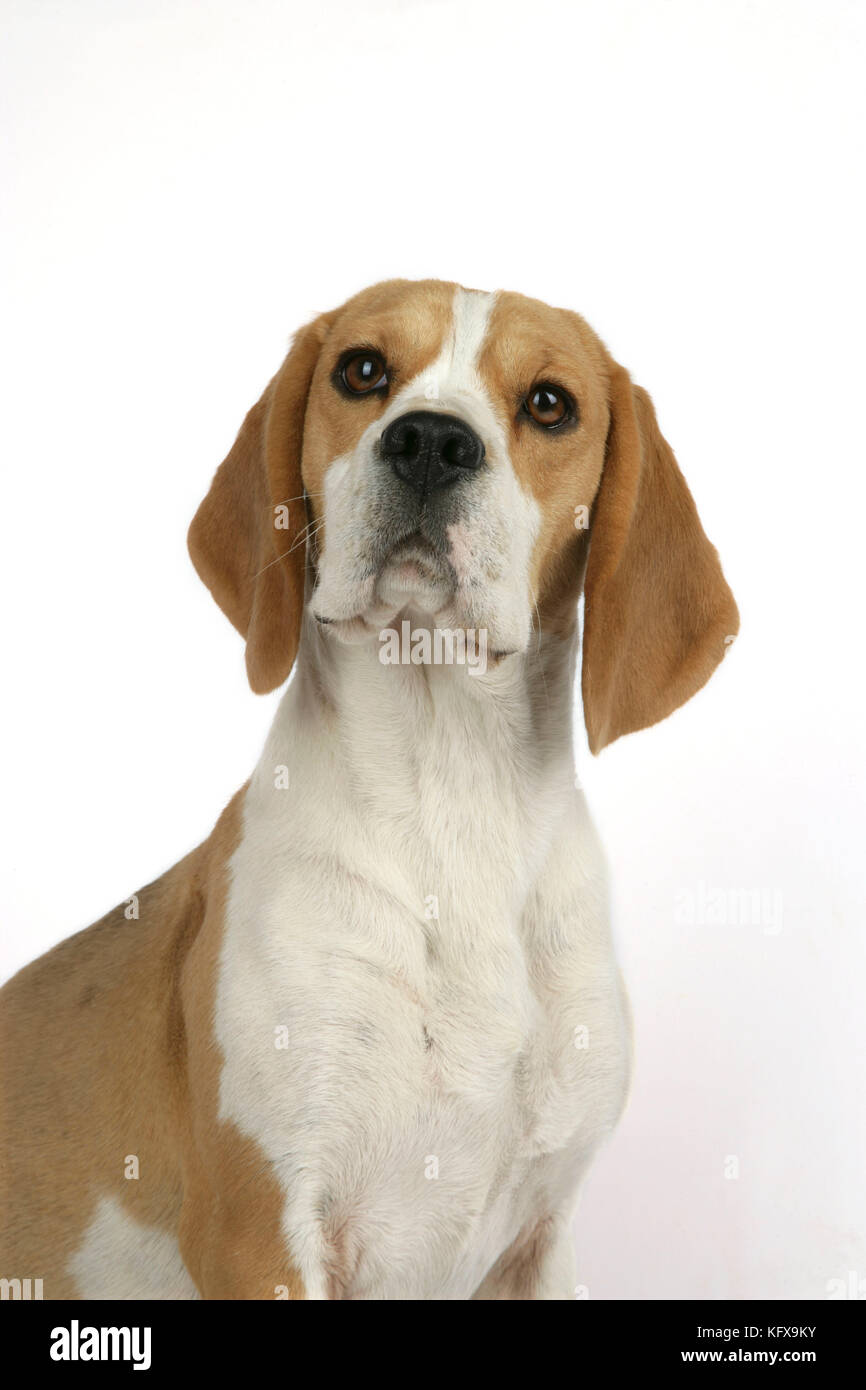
left=189, top=279, right=738, bottom=751
left=300, top=280, right=609, bottom=660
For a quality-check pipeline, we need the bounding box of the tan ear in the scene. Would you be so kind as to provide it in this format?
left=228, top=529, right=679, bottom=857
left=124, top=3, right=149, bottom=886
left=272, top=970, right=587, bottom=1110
left=188, top=317, right=331, bottom=693
left=581, top=364, right=739, bottom=753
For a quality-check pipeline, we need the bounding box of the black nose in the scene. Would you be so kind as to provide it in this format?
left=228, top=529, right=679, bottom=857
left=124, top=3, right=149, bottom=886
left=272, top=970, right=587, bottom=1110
left=380, top=411, right=485, bottom=493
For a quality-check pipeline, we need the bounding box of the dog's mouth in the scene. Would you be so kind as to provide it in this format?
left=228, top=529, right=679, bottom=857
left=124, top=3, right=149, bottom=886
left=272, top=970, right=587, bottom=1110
left=310, top=526, right=484, bottom=645
left=375, top=531, right=456, bottom=606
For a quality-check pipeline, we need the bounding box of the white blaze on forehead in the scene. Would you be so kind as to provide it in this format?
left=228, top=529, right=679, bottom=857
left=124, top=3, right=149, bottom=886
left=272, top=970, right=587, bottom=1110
left=390, top=287, right=498, bottom=423
left=441, top=287, right=497, bottom=385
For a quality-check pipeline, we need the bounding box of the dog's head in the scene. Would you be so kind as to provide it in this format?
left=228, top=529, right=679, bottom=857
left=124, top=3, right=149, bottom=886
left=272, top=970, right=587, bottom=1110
left=189, top=279, right=738, bottom=751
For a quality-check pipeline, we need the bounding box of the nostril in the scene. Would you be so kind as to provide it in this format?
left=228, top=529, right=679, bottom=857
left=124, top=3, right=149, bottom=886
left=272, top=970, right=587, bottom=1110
left=382, top=421, right=420, bottom=458
left=442, top=435, right=473, bottom=467
left=442, top=433, right=484, bottom=469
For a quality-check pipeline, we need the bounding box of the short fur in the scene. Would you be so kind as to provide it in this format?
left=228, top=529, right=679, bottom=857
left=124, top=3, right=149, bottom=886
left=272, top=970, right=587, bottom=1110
left=0, top=280, right=737, bottom=1299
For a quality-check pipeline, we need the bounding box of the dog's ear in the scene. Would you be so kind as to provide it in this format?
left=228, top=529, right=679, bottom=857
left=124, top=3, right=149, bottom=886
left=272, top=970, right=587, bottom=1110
left=581, top=363, right=738, bottom=753
left=188, top=315, right=332, bottom=693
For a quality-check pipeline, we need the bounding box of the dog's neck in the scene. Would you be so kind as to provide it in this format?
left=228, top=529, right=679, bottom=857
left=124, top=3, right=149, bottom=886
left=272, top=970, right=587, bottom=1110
left=250, top=609, right=581, bottom=900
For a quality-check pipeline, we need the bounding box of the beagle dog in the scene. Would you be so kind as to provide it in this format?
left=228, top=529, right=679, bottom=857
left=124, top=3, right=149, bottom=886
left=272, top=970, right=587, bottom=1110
left=0, top=279, right=738, bottom=1300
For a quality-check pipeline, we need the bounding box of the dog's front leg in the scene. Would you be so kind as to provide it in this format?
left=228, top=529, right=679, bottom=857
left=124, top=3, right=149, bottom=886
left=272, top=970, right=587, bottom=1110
left=177, top=1147, right=308, bottom=1300
left=471, top=1213, right=578, bottom=1300
left=178, top=1204, right=307, bottom=1300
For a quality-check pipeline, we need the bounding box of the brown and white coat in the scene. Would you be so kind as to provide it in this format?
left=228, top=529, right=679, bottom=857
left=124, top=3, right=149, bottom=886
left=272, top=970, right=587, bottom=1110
left=0, top=279, right=738, bottom=1299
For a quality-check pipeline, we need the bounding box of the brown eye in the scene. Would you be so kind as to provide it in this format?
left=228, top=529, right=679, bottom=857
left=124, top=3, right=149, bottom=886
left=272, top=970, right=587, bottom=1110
left=340, top=350, right=388, bottom=394
left=524, top=383, right=573, bottom=428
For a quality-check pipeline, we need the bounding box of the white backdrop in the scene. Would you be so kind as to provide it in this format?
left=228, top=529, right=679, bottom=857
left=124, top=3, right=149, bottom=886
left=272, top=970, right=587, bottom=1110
left=2, top=0, right=864, bottom=1300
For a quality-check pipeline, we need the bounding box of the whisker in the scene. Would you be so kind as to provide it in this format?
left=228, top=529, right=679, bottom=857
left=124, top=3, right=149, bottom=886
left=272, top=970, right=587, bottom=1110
left=286, top=519, right=324, bottom=556
left=252, top=519, right=325, bottom=579
left=269, top=490, right=323, bottom=510
left=532, top=599, right=551, bottom=712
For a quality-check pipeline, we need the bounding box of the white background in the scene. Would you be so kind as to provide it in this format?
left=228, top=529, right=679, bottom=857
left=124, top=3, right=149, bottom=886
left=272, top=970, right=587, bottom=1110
left=2, top=0, right=864, bottom=1299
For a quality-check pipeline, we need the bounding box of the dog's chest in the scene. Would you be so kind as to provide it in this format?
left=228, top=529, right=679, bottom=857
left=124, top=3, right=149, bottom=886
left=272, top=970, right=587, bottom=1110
left=213, top=764, right=624, bottom=1300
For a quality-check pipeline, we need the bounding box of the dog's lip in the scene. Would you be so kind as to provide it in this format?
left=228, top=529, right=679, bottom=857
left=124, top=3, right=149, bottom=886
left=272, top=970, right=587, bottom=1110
left=312, top=532, right=461, bottom=633
left=380, top=532, right=454, bottom=585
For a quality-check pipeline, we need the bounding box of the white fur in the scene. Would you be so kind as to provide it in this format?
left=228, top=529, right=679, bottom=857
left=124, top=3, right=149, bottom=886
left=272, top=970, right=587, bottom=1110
left=68, top=1195, right=200, bottom=1300
left=216, top=621, right=630, bottom=1299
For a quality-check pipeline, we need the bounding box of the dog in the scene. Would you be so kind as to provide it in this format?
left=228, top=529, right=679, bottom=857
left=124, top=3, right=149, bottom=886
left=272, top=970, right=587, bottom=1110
left=0, top=279, right=738, bottom=1299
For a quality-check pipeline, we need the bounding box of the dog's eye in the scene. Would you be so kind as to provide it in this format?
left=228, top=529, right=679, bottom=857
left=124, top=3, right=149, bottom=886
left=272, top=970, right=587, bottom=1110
left=523, top=383, right=574, bottom=429
left=340, top=350, right=388, bottom=395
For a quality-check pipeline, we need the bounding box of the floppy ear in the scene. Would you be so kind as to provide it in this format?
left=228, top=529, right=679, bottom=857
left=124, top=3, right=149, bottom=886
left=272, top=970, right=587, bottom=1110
left=188, top=317, right=330, bottom=693
left=581, top=364, right=739, bottom=753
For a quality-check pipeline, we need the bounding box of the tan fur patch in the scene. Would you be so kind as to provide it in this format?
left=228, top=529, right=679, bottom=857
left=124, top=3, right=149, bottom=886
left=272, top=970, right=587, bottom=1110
left=477, top=288, right=738, bottom=747
left=0, top=791, right=306, bottom=1299
left=300, top=278, right=457, bottom=514
left=477, top=290, right=611, bottom=634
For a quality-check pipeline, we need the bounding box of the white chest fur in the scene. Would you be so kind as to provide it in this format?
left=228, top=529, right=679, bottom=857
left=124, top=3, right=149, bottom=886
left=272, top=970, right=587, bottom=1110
left=215, top=619, right=631, bottom=1299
